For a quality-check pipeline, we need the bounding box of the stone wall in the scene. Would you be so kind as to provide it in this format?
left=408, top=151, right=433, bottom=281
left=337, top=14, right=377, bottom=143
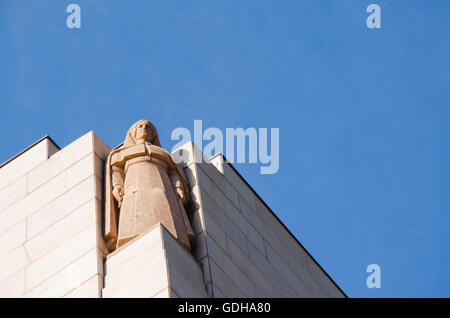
left=175, top=142, right=345, bottom=298
left=0, top=133, right=344, bottom=298
left=102, top=224, right=208, bottom=298
left=0, top=132, right=109, bottom=297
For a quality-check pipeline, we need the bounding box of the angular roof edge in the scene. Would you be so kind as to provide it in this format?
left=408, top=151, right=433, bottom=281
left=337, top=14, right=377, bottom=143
left=0, top=135, right=60, bottom=169
left=214, top=153, right=347, bottom=298
left=2, top=134, right=346, bottom=296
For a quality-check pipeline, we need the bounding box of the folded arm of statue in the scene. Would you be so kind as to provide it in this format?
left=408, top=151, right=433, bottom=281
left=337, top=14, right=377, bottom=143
left=169, top=166, right=188, bottom=205
left=111, top=165, right=124, bottom=208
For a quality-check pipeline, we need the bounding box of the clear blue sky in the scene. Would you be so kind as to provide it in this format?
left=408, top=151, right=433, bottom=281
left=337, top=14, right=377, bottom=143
left=1, top=1, right=449, bottom=297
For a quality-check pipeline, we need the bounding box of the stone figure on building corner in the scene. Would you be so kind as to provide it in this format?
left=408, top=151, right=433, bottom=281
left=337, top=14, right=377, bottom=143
left=103, top=119, right=195, bottom=252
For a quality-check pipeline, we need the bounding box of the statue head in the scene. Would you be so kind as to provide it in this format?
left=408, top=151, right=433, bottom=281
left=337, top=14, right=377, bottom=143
left=123, top=119, right=161, bottom=147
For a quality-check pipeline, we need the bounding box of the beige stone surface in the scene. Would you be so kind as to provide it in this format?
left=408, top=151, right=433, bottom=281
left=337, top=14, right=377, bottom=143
left=0, top=220, right=26, bottom=260
left=104, top=120, right=194, bottom=252
left=103, top=227, right=170, bottom=298
left=152, top=288, right=171, bottom=298
left=183, top=151, right=345, bottom=298
left=103, top=224, right=207, bottom=298
left=0, top=133, right=107, bottom=298
left=191, top=233, right=208, bottom=261
left=200, top=187, right=247, bottom=254
left=63, top=274, right=102, bottom=298
left=24, top=248, right=103, bottom=298
left=92, top=131, right=111, bottom=161
left=0, top=246, right=29, bottom=284
left=226, top=235, right=273, bottom=297
left=211, top=283, right=226, bottom=298
left=246, top=237, right=297, bottom=297
left=162, top=226, right=208, bottom=298
left=47, top=139, right=60, bottom=158
left=0, top=270, right=25, bottom=298
left=184, top=164, right=199, bottom=189
left=186, top=184, right=206, bottom=234
left=252, top=193, right=343, bottom=297
left=24, top=199, right=98, bottom=262
left=171, top=141, right=207, bottom=168
left=104, top=256, right=168, bottom=298
left=196, top=166, right=265, bottom=255
left=26, top=132, right=93, bottom=193
left=208, top=258, right=246, bottom=297
left=263, top=240, right=315, bottom=297
left=26, top=176, right=99, bottom=239
left=205, top=154, right=259, bottom=211
left=0, top=131, right=344, bottom=298
left=306, top=257, right=345, bottom=298
left=198, top=256, right=211, bottom=285
left=0, top=175, right=27, bottom=213
left=25, top=223, right=98, bottom=291
left=197, top=161, right=240, bottom=209
left=105, top=224, right=163, bottom=274
left=0, top=154, right=96, bottom=235
left=170, top=288, right=181, bottom=298
left=0, top=138, right=54, bottom=190
left=209, top=153, right=225, bottom=175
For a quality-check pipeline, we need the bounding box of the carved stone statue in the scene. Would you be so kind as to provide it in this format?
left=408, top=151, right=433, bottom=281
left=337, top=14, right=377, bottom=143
left=104, top=120, right=194, bottom=252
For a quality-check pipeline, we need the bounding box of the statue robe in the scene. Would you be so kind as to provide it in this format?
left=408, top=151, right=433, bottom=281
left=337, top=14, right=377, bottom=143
left=104, top=142, right=194, bottom=251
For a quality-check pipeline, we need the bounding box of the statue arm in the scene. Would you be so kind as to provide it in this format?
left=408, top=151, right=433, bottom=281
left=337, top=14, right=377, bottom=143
left=169, top=168, right=188, bottom=205
left=111, top=165, right=125, bottom=207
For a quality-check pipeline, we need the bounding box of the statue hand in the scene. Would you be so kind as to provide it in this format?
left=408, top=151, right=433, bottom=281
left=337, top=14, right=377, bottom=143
left=113, top=185, right=124, bottom=208
left=176, top=187, right=187, bottom=204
